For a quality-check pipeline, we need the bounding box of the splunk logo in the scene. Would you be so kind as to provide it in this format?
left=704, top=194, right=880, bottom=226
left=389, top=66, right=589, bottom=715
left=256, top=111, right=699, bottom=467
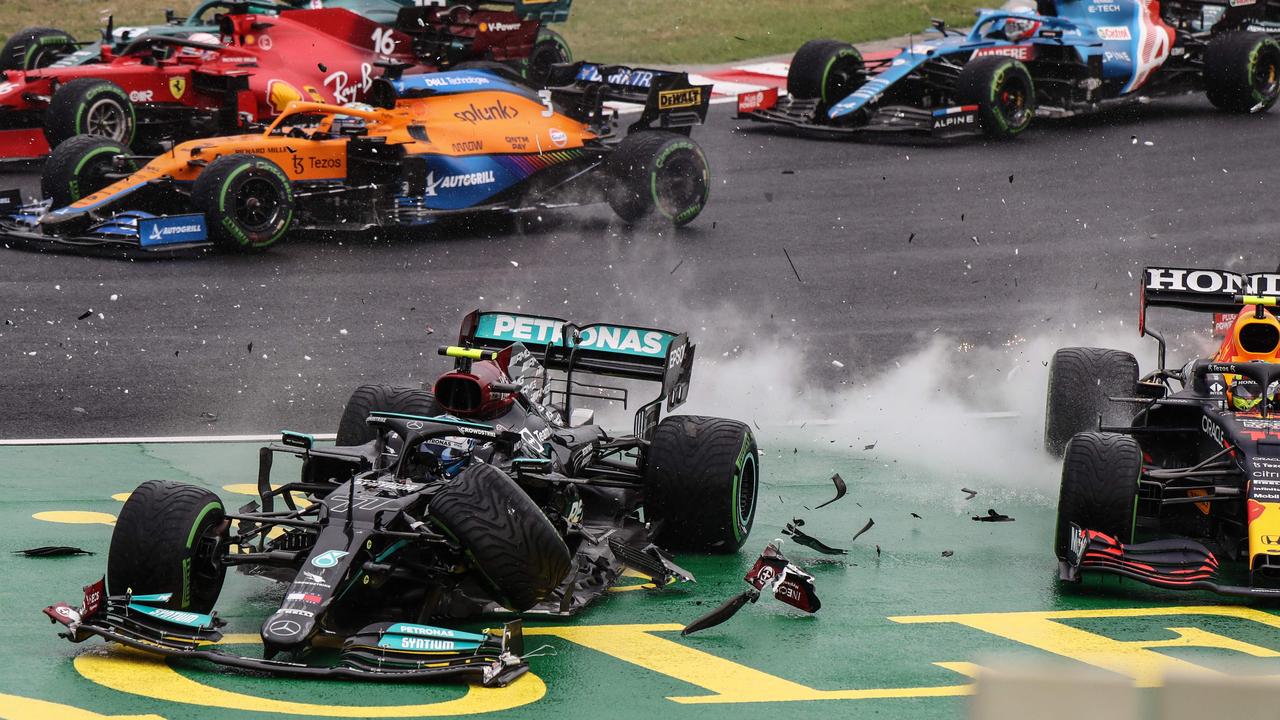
left=453, top=99, right=519, bottom=124
left=423, top=170, right=496, bottom=197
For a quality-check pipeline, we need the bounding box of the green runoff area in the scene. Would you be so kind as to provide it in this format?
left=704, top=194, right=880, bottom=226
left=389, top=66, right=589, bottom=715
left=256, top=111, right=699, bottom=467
left=0, top=0, right=987, bottom=65
left=6, top=434, right=1280, bottom=719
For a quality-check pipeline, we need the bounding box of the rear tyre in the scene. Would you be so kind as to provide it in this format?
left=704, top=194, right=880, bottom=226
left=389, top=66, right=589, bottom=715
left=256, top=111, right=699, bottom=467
left=645, top=415, right=759, bottom=552
left=606, top=131, right=710, bottom=226
left=523, top=28, right=572, bottom=86
left=336, top=384, right=441, bottom=446
left=1044, top=347, right=1139, bottom=456
left=0, top=27, right=77, bottom=71
left=1054, top=432, right=1140, bottom=558
left=430, top=464, right=571, bottom=611
left=40, top=134, right=136, bottom=209
left=1204, top=31, right=1280, bottom=112
left=43, top=78, right=136, bottom=149
left=785, top=39, right=865, bottom=111
left=107, top=480, right=227, bottom=612
left=191, top=154, right=295, bottom=251
left=955, top=55, right=1035, bottom=138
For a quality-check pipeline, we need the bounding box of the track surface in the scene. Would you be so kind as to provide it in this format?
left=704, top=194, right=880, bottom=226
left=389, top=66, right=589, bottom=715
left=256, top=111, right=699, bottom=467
left=4, top=96, right=1277, bottom=438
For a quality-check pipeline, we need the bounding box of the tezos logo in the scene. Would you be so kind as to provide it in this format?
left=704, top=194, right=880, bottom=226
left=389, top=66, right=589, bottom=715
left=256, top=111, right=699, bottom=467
left=311, top=550, right=349, bottom=568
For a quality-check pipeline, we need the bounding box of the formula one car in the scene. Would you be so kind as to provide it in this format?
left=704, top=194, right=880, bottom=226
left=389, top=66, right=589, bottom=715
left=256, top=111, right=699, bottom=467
left=739, top=0, right=1280, bottom=139
left=1, top=0, right=571, bottom=73
left=43, top=310, right=759, bottom=684
left=1048, top=266, right=1280, bottom=599
left=0, top=62, right=712, bottom=254
left=0, top=1, right=573, bottom=160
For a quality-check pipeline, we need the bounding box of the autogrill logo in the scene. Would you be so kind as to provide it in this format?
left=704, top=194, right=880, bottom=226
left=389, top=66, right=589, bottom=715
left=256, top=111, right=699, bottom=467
left=453, top=100, right=519, bottom=124
left=424, top=170, right=496, bottom=197
left=149, top=224, right=203, bottom=241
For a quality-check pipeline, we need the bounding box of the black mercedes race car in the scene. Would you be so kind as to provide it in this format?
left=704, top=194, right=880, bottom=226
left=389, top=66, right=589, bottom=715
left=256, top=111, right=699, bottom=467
left=44, top=310, right=759, bottom=685
left=1049, top=267, right=1280, bottom=599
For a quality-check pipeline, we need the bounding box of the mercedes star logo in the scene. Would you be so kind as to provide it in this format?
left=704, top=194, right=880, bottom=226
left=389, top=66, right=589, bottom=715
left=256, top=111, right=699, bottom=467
left=268, top=620, right=302, bottom=636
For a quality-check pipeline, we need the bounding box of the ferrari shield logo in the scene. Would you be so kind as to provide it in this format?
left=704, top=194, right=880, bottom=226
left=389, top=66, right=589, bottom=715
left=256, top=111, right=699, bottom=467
left=168, top=76, right=187, bottom=100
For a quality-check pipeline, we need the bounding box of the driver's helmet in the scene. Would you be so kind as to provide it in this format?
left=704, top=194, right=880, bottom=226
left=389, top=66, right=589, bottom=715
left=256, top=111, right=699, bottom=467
left=1003, top=17, right=1041, bottom=43
left=180, top=32, right=220, bottom=57
left=332, top=102, right=374, bottom=133
left=1216, top=305, right=1280, bottom=411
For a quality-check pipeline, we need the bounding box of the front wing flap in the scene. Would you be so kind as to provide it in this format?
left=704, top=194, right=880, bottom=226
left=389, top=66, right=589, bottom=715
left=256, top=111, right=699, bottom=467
left=0, top=199, right=213, bottom=257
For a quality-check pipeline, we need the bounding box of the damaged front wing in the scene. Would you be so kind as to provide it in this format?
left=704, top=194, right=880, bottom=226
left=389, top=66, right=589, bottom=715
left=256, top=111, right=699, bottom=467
left=736, top=90, right=982, bottom=140
left=44, top=588, right=529, bottom=687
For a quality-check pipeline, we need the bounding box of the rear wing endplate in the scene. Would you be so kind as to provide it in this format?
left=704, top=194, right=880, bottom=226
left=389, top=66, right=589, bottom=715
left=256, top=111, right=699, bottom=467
left=547, top=62, right=712, bottom=133
left=1139, top=267, right=1280, bottom=335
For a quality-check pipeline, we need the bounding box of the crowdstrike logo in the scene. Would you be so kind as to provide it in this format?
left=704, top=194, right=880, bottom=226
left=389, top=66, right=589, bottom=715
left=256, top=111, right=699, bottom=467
left=423, top=170, right=496, bottom=197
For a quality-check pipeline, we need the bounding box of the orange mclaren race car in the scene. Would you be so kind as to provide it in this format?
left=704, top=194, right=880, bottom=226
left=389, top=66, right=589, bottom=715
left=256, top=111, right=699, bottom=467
left=0, top=62, right=711, bottom=255
left=1046, top=266, right=1280, bottom=599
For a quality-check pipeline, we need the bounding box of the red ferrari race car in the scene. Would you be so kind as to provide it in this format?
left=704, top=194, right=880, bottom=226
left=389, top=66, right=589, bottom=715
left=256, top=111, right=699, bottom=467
left=0, top=1, right=571, bottom=160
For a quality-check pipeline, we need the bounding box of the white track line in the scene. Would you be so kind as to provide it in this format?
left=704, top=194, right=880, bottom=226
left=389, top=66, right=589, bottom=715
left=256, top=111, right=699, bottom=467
left=0, top=433, right=339, bottom=447
left=731, top=62, right=791, bottom=77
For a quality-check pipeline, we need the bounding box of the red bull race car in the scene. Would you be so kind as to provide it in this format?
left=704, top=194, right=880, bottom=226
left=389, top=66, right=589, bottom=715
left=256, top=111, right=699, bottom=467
left=739, top=0, right=1280, bottom=139
left=0, top=1, right=573, bottom=160
left=1048, top=267, right=1280, bottom=599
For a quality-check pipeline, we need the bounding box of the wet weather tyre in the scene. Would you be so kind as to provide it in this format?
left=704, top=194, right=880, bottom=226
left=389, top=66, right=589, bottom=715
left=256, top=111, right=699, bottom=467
left=645, top=415, right=759, bottom=553
left=1044, top=347, right=1139, bottom=456
left=336, top=384, right=441, bottom=446
left=607, top=131, right=710, bottom=226
left=192, top=154, right=295, bottom=251
left=40, top=134, right=135, bottom=209
left=43, top=78, right=135, bottom=149
left=107, top=480, right=227, bottom=612
left=1054, top=432, right=1140, bottom=558
left=0, top=27, right=77, bottom=71
left=1204, top=31, right=1280, bottom=113
left=955, top=55, right=1035, bottom=138
left=430, top=464, right=571, bottom=611
left=786, top=39, right=864, bottom=110
left=523, top=28, right=572, bottom=85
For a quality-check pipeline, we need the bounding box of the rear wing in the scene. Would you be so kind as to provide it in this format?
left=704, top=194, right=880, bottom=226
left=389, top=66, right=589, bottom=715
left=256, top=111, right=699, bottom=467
left=546, top=62, right=712, bottom=134
left=1139, top=267, right=1280, bottom=335
left=457, top=310, right=695, bottom=439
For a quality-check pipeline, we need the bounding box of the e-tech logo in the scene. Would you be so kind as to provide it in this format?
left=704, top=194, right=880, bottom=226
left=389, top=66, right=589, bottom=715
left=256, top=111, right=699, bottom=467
left=453, top=99, right=519, bottom=124
left=1097, top=26, right=1132, bottom=40
left=423, top=170, right=496, bottom=197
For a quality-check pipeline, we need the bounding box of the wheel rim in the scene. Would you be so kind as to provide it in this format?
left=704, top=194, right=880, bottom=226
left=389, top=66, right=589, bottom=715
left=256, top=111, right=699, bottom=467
left=823, top=55, right=863, bottom=104
left=737, top=454, right=758, bottom=537
left=84, top=98, right=127, bottom=141
left=997, top=72, right=1032, bottom=129
left=654, top=148, right=706, bottom=219
left=528, top=41, right=568, bottom=83
left=79, top=154, right=118, bottom=198
left=234, top=175, right=285, bottom=233
left=1254, top=50, right=1280, bottom=101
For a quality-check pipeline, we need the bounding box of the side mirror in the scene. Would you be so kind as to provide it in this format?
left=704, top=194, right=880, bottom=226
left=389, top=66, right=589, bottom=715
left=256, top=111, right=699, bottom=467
left=569, top=408, right=595, bottom=428
left=930, top=17, right=947, bottom=33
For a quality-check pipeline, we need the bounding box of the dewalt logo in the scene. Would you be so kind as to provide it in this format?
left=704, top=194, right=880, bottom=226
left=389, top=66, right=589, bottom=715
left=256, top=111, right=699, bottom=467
left=658, top=87, right=702, bottom=111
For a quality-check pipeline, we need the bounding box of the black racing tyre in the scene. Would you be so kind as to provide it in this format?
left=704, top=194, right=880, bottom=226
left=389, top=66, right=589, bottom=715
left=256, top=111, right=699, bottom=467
left=430, top=463, right=571, bottom=611
left=107, top=480, right=227, bottom=612
left=191, top=154, right=295, bottom=251
left=606, top=131, right=710, bottom=226
left=40, top=134, right=136, bottom=209
left=786, top=39, right=865, bottom=110
left=44, top=78, right=136, bottom=149
left=1054, top=432, right=1140, bottom=558
left=955, top=55, right=1035, bottom=138
left=336, top=384, right=441, bottom=446
left=1044, top=347, right=1139, bottom=456
left=522, top=28, right=572, bottom=86
left=645, top=415, right=759, bottom=552
left=0, top=27, right=77, bottom=71
left=1204, top=31, right=1280, bottom=113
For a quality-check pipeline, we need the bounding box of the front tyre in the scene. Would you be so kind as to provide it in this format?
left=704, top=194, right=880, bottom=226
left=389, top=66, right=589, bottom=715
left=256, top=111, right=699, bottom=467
left=1055, top=432, right=1140, bottom=559
left=645, top=415, right=759, bottom=552
left=192, top=154, right=295, bottom=251
left=786, top=39, right=864, bottom=111
left=1205, top=31, right=1280, bottom=113
left=955, top=56, right=1035, bottom=138
left=1044, top=347, right=1139, bottom=456
left=107, top=480, right=227, bottom=612
left=523, top=28, right=572, bottom=86
left=336, top=384, right=441, bottom=446
left=606, top=131, right=710, bottom=226
left=430, top=464, right=571, bottom=611
left=43, top=78, right=136, bottom=149
left=0, top=27, right=77, bottom=71
left=40, top=134, right=136, bottom=208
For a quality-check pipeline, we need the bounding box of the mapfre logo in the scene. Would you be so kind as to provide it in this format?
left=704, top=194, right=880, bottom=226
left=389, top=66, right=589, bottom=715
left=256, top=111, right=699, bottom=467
left=973, top=45, right=1035, bottom=61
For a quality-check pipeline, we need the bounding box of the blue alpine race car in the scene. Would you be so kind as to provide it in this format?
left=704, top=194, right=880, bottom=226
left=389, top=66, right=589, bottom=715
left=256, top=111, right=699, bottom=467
left=738, top=0, right=1280, bottom=139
